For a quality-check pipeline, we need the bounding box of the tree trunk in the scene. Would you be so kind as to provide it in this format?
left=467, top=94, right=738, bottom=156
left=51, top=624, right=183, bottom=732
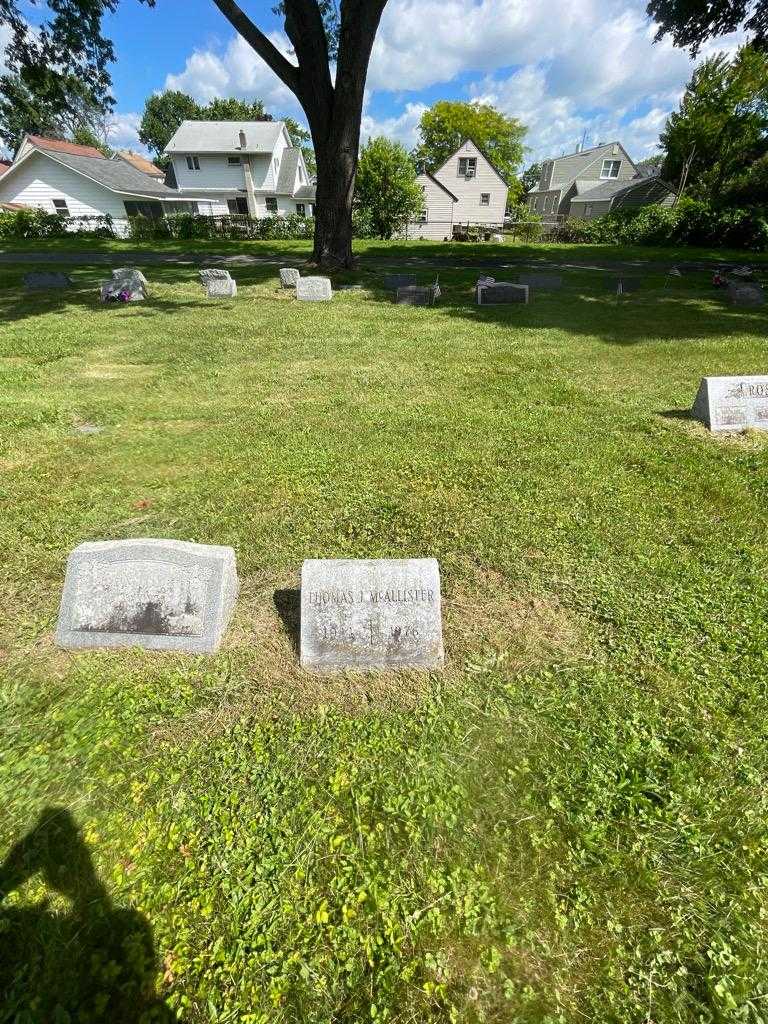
left=312, top=141, right=356, bottom=268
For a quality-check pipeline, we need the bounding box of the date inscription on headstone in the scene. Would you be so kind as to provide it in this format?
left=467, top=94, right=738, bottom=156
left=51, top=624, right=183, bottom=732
left=300, top=558, right=444, bottom=671
left=692, top=375, right=768, bottom=432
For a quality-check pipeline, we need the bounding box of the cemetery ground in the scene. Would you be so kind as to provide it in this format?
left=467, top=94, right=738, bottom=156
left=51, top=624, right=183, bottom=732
left=0, top=244, right=767, bottom=1023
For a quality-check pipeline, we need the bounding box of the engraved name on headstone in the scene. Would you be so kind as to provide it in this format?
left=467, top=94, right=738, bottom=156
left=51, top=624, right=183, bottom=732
left=280, top=267, right=301, bottom=288
left=692, top=375, right=768, bottom=432
left=300, top=558, right=444, bottom=672
left=477, top=282, right=529, bottom=305
left=56, top=539, right=239, bottom=654
left=296, top=276, right=333, bottom=301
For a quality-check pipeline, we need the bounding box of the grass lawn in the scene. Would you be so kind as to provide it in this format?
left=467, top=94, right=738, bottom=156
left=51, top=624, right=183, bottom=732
left=1, top=246, right=767, bottom=1023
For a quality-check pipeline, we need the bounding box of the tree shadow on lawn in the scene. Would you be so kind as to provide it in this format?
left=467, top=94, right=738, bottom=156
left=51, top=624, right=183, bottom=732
left=0, top=806, right=176, bottom=1022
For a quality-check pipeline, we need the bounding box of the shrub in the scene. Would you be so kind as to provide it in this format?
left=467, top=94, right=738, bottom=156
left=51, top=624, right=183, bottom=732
left=125, top=213, right=315, bottom=242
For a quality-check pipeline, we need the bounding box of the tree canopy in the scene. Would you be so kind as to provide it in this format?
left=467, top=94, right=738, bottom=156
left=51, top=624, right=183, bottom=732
left=413, top=101, right=526, bottom=184
left=660, top=45, right=768, bottom=197
left=354, top=136, right=422, bottom=238
left=520, top=163, right=542, bottom=193
left=647, top=0, right=767, bottom=53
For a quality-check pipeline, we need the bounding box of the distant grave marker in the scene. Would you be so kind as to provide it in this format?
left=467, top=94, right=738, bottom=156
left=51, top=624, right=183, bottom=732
left=395, top=283, right=439, bottom=306
left=279, top=267, right=301, bottom=288
left=383, top=274, right=417, bottom=291
left=296, top=276, right=332, bottom=302
left=24, top=271, right=72, bottom=291
left=728, top=282, right=764, bottom=308
left=477, top=282, right=529, bottom=305
left=56, top=539, right=239, bottom=654
left=200, top=268, right=237, bottom=298
left=100, top=268, right=148, bottom=302
left=692, top=375, right=768, bottom=432
left=300, top=558, right=444, bottom=672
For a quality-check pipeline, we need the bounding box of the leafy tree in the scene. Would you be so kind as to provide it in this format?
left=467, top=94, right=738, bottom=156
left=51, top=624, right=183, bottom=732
left=520, top=163, right=541, bottom=192
left=202, top=97, right=272, bottom=121
left=138, top=90, right=201, bottom=161
left=0, top=71, right=113, bottom=153
left=72, top=125, right=113, bottom=157
left=647, top=0, right=767, bottom=54
left=414, top=101, right=526, bottom=183
left=354, top=136, right=422, bottom=239
left=1, top=0, right=390, bottom=267
left=660, top=46, right=768, bottom=198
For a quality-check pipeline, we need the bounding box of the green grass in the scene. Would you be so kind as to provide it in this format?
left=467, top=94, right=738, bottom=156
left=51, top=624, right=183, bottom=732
left=1, top=247, right=767, bottom=1023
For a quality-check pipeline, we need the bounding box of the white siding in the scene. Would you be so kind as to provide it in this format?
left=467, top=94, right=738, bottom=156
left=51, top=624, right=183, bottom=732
left=408, top=174, right=455, bottom=240
left=433, top=140, right=507, bottom=228
left=193, top=193, right=311, bottom=217
left=0, top=151, right=128, bottom=220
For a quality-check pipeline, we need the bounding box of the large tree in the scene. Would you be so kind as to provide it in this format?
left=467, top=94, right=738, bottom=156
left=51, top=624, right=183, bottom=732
left=355, top=136, right=422, bottom=239
left=660, top=45, right=768, bottom=197
left=648, top=0, right=767, bottom=53
left=413, top=101, right=526, bottom=183
left=138, top=90, right=202, bottom=161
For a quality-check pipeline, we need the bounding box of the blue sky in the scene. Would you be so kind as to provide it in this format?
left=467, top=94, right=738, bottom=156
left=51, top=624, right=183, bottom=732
left=5, top=0, right=744, bottom=165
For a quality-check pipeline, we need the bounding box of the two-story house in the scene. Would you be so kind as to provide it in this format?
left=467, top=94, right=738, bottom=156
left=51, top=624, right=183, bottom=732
left=409, top=139, right=508, bottom=240
left=164, top=120, right=316, bottom=218
left=526, top=141, right=676, bottom=221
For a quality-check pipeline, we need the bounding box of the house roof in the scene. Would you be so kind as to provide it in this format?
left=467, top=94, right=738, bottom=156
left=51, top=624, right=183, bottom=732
left=0, top=160, right=11, bottom=176
left=417, top=171, right=459, bottom=202
left=27, top=134, right=106, bottom=159
left=573, top=177, right=676, bottom=203
left=294, top=184, right=317, bottom=201
left=116, top=150, right=165, bottom=178
left=165, top=120, right=286, bottom=155
left=276, top=148, right=300, bottom=194
left=635, top=157, right=663, bottom=179
left=433, top=138, right=509, bottom=187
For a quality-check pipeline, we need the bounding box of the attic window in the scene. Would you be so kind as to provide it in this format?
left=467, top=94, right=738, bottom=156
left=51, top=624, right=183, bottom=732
left=186, top=155, right=201, bottom=171
left=480, top=193, right=490, bottom=206
left=458, top=157, right=477, bottom=178
left=52, top=198, right=69, bottom=216
left=228, top=156, right=241, bottom=166
left=600, top=159, right=621, bottom=179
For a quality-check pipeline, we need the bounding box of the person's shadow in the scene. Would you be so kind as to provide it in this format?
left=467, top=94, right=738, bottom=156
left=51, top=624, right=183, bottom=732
left=0, top=807, right=176, bottom=1022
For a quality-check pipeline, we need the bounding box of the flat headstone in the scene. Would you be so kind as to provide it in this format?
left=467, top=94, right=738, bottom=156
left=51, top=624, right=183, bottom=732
left=383, top=274, right=417, bottom=291
left=607, top=277, right=642, bottom=294
left=100, top=267, right=148, bottom=302
left=728, top=282, right=764, bottom=307
left=518, top=273, right=563, bottom=290
left=301, top=558, right=444, bottom=672
left=199, top=268, right=232, bottom=285
left=24, top=271, right=73, bottom=290
left=395, top=285, right=437, bottom=306
left=206, top=277, right=237, bottom=298
left=279, top=267, right=301, bottom=288
left=477, top=282, right=529, bottom=305
left=692, top=375, right=768, bottom=432
left=56, top=539, right=239, bottom=654
left=296, top=276, right=332, bottom=302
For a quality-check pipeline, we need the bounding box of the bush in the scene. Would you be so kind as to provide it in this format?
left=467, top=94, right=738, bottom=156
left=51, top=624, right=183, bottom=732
left=0, top=209, right=116, bottom=239
left=125, top=212, right=315, bottom=242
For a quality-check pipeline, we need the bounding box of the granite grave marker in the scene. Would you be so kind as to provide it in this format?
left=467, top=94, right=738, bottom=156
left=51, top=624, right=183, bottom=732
left=56, top=539, right=239, bottom=654
left=100, top=267, right=148, bottom=302
left=728, top=282, right=764, bottom=307
left=300, top=558, right=444, bottom=672
left=279, top=267, right=301, bottom=288
left=296, top=276, right=332, bottom=302
left=24, top=271, right=73, bottom=290
left=477, top=281, right=529, bottom=304
left=383, top=274, right=417, bottom=291
left=692, top=376, right=768, bottom=432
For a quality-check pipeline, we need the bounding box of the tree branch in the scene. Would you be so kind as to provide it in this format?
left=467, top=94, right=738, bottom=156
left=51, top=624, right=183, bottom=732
left=210, top=0, right=300, bottom=93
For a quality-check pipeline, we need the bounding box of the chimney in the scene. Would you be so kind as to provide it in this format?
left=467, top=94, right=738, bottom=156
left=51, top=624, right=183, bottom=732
left=238, top=130, right=246, bottom=150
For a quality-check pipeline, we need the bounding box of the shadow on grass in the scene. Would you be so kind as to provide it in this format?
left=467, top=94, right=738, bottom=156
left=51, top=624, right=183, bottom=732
left=0, top=807, right=176, bottom=1022
left=274, top=588, right=301, bottom=654
left=659, top=409, right=695, bottom=421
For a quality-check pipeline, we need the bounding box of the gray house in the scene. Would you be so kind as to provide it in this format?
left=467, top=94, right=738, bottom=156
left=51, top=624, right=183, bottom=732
left=526, top=142, right=676, bottom=221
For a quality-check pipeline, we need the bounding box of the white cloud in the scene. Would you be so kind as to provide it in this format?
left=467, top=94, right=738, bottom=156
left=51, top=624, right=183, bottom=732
left=106, top=111, right=146, bottom=153
left=361, top=100, right=427, bottom=149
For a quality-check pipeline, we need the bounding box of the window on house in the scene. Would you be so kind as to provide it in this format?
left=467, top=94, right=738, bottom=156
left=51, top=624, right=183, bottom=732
left=227, top=156, right=241, bottom=166
left=544, top=194, right=552, bottom=213
left=600, top=159, right=621, bottom=178
left=265, top=196, right=278, bottom=214
left=186, top=155, right=201, bottom=171
left=418, top=208, right=428, bottom=223
left=123, top=200, right=163, bottom=219
left=52, top=198, right=69, bottom=216
left=480, top=193, right=490, bottom=206
left=458, top=157, right=477, bottom=177
left=296, top=203, right=306, bottom=216
left=585, top=204, right=593, bottom=217
left=227, top=197, right=249, bottom=214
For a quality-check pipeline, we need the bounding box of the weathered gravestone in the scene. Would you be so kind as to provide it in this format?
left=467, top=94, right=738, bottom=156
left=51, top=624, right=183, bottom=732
left=475, top=275, right=495, bottom=301
left=296, top=276, right=332, bottom=302
left=383, top=274, right=417, bottom=291
left=395, top=284, right=439, bottom=306
left=300, top=558, right=444, bottom=672
left=518, top=273, right=563, bottom=290
left=692, top=375, right=768, bottom=432
left=728, top=282, right=765, bottom=308
left=477, top=281, right=529, bottom=305
left=24, top=271, right=73, bottom=291
left=56, top=539, right=239, bottom=654
left=200, top=268, right=237, bottom=298
left=279, top=267, right=301, bottom=288
left=100, top=267, right=148, bottom=302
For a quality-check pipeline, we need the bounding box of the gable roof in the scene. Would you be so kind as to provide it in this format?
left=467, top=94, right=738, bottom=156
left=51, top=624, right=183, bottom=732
left=27, top=134, right=106, bottom=159
left=573, top=177, right=676, bottom=203
left=417, top=171, right=458, bottom=202
left=433, top=138, right=509, bottom=187
left=115, top=150, right=165, bottom=178
left=165, top=120, right=286, bottom=155
left=276, top=147, right=300, bottom=194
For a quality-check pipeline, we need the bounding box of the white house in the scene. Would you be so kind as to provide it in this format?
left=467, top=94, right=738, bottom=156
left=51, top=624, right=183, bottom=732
left=164, top=120, right=316, bottom=217
left=409, top=139, right=508, bottom=240
left=0, top=135, right=199, bottom=234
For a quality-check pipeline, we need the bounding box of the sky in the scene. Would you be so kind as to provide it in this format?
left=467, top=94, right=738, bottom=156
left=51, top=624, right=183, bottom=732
left=3, top=0, right=745, bottom=166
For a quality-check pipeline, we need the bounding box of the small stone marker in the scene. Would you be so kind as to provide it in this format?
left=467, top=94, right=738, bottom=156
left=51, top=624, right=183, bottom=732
left=395, top=284, right=437, bottom=306
left=728, top=282, right=764, bottom=307
left=296, top=276, right=332, bottom=302
left=477, top=282, right=529, bottom=305
left=300, top=558, right=444, bottom=672
left=199, top=268, right=231, bottom=284
left=518, top=273, right=562, bottom=290
left=279, top=267, right=301, bottom=288
left=56, top=539, right=239, bottom=654
left=383, top=274, right=417, bottom=291
left=199, top=268, right=237, bottom=298
left=24, top=271, right=73, bottom=290
left=100, top=267, right=148, bottom=302
left=692, top=375, right=768, bottom=432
